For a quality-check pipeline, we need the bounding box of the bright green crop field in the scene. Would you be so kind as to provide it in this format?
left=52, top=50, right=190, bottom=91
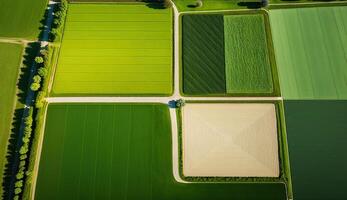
left=0, top=0, right=47, bottom=39
left=270, top=6, right=347, bottom=99
left=35, top=103, right=287, bottom=200
left=224, top=14, right=273, bottom=94
left=52, top=4, right=173, bottom=96
left=182, top=14, right=226, bottom=95
left=0, top=42, right=23, bottom=193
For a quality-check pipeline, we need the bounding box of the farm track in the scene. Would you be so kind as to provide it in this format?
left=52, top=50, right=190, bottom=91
left=0, top=38, right=35, bottom=45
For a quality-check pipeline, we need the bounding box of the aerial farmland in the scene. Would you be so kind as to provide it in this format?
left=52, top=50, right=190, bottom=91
left=0, top=0, right=346, bottom=200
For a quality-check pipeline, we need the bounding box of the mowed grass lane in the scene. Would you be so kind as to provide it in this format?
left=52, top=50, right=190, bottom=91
left=224, top=14, right=273, bottom=94
left=270, top=7, right=347, bottom=99
left=0, top=0, right=47, bottom=39
left=35, top=104, right=287, bottom=200
left=52, top=4, right=173, bottom=96
left=0, top=43, right=23, bottom=192
left=182, top=14, right=226, bottom=95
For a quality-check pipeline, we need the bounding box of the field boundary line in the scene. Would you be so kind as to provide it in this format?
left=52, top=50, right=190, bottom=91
left=46, top=96, right=282, bottom=103
left=0, top=38, right=35, bottom=45
left=269, top=1, right=347, bottom=6
left=30, top=105, right=49, bottom=200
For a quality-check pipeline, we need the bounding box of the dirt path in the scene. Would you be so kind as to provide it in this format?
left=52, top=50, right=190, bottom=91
left=0, top=38, right=35, bottom=45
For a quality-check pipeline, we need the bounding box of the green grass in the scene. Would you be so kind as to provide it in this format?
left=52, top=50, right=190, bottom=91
left=0, top=0, right=47, bottom=39
left=0, top=42, right=23, bottom=195
left=182, top=14, right=226, bottom=95
left=35, top=103, right=287, bottom=200
left=269, top=7, right=347, bottom=99
left=224, top=14, right=274, bottom=94
left=52, top=4, right=173, bottom=96
left=284, top=100, right=347, bottom=199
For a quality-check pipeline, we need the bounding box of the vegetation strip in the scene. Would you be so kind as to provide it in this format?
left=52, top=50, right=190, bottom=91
left=224, top=14, right=274, bottom=94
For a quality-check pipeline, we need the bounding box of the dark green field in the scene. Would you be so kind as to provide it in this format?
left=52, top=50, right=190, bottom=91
left=284, top=100, right=347, bottom=199
left=0, top=0, right=48, bottom=39
left=35, top=103, right=287, bottom=199
left=182, top=14, right=226, bottom=95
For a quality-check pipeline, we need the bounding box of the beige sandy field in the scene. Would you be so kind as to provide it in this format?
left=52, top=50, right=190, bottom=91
left=182, top=103, right=279, bottom=177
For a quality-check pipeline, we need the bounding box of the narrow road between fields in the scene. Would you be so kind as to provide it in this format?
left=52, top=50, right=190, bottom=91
left=7, top=2, right=57, bottom=199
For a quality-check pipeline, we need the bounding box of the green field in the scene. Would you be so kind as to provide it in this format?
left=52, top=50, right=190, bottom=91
left=0, top=0, right=47, bottom=39
left=284, top=100, right=347, bottom=199
left=0, top=43, right=23, bottom=194
left=224, top=14, right=273, bottom=94
left=182, top=14, right=226, bottom=94
left=52, top=4, right=173, bottom=96
left=182, top=13, right=275, bottom=96
left=35, top=103, right=287, bottom=199
left=269, top=7, right=347, bottom=99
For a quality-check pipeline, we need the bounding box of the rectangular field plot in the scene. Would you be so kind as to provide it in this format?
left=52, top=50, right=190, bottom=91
left=35, top=103, right=287, bottom=200
left=270, top=7, right=347, bottom=99
left=182, top=103, right=279, bottom=177
left=284, top=100, right=347, bottom=199
left=182, top=14, right=226, bottom=95
left=224, top=15, right=273, bottom=94
left=182, top=13, right=277, bottom=96
left=0, top=0, right=47, bottom=39
left=0, top=43, right=23, bottom=190
left=52, top=4, right=173, bottom=96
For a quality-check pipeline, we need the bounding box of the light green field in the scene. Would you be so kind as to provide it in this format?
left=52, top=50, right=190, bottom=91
left=0, top=42, right=23, bottom=194
left=270, top=7, right=347, bottom=99
left=224, top=14, right=273, bottom=94
left=52, top=4, right=173, bottom=96
left=0, top=0, right=47, bottom=39
left=35, top=103, right=287, bottom=199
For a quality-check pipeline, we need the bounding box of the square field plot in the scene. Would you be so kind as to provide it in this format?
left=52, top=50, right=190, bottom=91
left=35, top=103, right=287, bottom=199
left=52, top=4, right=173, bottom=96
left=182, top=13, right=277, bottom=96
left=182, top=103, right=280, bottom=177
left=269, top=7, right=347, bottom=99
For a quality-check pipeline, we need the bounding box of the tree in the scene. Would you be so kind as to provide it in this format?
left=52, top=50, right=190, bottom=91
left=16, top=171, right=24, bottom=180
left=14, top=187, right=22, bottom=195
left=15, top=180, right=23, bottom=188
left=38, top=67, right=48, bottom=77
left=33, top=75, right=41, bottom=83
left=30, top=82, right=40, bottom=91
left=19, top=146, right=28, bottom=155
left=35, top=91, right=46, bottom=108
left=35, top=56, right=44, bottom=64
left=20, top=154, right=27, bottom=160
left=176, top=99, right=185, bottom=108
left=13, top=195, right=19, bottom=200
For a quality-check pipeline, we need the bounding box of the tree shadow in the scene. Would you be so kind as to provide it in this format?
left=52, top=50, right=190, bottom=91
left=144, top=0, right=171, bottom=9
left=17, top=42, right=41, bottom=105
left=237, top=1, right=263, bottom=8
left=2, top=108, right=24, bottom=199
